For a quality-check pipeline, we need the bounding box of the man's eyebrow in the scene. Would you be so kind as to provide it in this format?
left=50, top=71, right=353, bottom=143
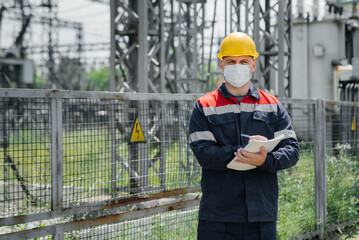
left=240, top=60, right=251, bottom=64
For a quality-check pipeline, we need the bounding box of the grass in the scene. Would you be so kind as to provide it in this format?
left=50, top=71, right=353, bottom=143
left=326, top=144, right=359, bottom=226
left=338, top=224, right=359, bottom=240
left=277, top=149, right=317, bottom=239
left=276, top=142, right=359, bottom=239
left=1, top=128, right=200, bottom=209
left=2, top=129, right=359, bottom=239
left=64, top=207, right=199, bottom=239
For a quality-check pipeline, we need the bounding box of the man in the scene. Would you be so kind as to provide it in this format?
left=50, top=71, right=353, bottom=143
left=189, top=32, right=299, bottom=240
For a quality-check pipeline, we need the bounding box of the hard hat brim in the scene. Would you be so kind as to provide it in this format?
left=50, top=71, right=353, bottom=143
left=217, top=52, right=259, bottom=60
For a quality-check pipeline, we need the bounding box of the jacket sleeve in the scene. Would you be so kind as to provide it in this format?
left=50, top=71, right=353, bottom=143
left=189, top=101, right=239, bottom=171
left=258, top=101, right=300, bottom=172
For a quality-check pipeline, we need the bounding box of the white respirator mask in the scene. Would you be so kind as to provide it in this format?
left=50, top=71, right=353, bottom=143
left=223, top=64, right=251, bottom=88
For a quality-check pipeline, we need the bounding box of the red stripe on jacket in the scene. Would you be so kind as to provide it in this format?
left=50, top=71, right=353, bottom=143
left=198, top=89, right=238, bottom=107
left=198, top=88, right=278, bottom=107
left=241, top=89, right=278, bottom=105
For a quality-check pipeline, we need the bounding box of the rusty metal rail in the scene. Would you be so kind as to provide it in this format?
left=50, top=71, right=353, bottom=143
left=0, top=186, right=201, bottom=227
left=0, top=196, right=200, bottom=240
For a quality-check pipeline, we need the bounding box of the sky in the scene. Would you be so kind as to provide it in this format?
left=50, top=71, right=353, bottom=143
left=57, top=0, right=110, bottom=68
left=58, top=0, right=110, bottom=44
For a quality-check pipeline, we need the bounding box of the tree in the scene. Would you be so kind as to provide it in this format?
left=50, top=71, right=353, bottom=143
left=83, top=66, right=110, bottom=91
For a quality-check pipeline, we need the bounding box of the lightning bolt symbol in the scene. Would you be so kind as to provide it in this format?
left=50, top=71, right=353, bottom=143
left=136, top=123, right=139, bottom=139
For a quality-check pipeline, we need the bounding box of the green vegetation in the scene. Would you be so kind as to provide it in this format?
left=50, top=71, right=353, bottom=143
left=2, top=132, right=359, bottom=239
left=337, top=223, right=359, bottom=240
left=82, top=66, right=110, bottom=91
left=64, top=208, right=198, bottom=239
left=1, top=128, right=200, bottom=208
left=326, top=144, right=359, bottom=225
left=277, top=143, right=359, bottom=239
left=5, top=65, right=111, bottom=90
left=277, top=150, right=317, bottom=239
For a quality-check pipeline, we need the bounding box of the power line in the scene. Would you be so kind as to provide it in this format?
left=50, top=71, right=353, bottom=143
left=81, top=19, right=109, bottom=24
left=59, top=3, right=93, bottom=14
left=60, top=9, right=108, bottom=19
left=83, top=0, right=109, bottom=4
left=26, top=41, right=110, bottom=54
left=58, top=0, right=109, bottom=4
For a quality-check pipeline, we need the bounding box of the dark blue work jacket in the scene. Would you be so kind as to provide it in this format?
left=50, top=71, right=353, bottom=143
left=189, top=82, right=299, bottom=223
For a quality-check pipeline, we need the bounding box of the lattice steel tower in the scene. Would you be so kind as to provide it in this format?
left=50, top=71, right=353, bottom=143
left=110, top=0, right=164, bottom=93
left=110, top=0, right=291, bottom=96
left=110, top=0, right=206, bottom=93
left=228, top=0, right=292, bottom=97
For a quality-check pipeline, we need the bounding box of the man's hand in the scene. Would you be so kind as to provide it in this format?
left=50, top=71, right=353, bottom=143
left=234, top=135, right=268, bottom=166
left=248, top=135, right=267, bottom=142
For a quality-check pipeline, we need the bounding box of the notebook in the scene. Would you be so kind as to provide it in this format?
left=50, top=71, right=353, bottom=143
left=227, top=134, right=285, bottom=171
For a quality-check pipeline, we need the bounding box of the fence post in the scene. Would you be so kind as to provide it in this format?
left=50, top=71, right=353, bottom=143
left=54, top=225, right=64, bottom=240
left=314, top=99, right=327, bottom=239
left=129, top=101, right=140, bottom=194
left=109, top=103, right=117, bottom=197
left=160, top=101, right=166, bottom=189
left=139, top=100, right=149, bottom=193
left=51, top=97, right=64, bottom=239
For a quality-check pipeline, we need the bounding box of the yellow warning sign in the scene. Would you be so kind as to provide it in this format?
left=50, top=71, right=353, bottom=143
left=129, top=117, right=146, bottom=143
left=351, top=116, right=356, bottom=131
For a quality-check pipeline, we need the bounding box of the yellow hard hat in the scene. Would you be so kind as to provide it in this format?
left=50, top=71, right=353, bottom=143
left=217, top=32, right=259, bottom=59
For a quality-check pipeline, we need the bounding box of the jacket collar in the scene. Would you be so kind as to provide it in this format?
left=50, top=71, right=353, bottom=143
left=218, top=82, right=260, bottom=101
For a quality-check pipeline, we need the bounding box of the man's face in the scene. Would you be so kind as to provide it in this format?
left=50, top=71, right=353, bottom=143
left=219, top=55, right=256, bottom=73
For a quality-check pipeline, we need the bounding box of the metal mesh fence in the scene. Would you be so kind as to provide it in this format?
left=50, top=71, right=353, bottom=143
left=61, top=98, right=200, bottom=208
left=64, top=206, right=198, bottom=240
left=277, top=100, right=317, bottom=239
left=0, top=97, right=52, bottom=217
left=325, top=101, right=359, bottom=226
left=1, top=90, right=359, bottom=240
left=62, top=98, right=114, bottom=206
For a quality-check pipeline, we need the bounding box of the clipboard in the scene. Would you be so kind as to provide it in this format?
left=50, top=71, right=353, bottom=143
left=227, top=134, right=285, bottom=171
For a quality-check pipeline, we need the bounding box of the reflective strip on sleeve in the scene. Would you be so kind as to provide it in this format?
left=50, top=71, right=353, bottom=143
left=203, top=104, right=241, bottom=116
left=189, top=131, right=217, bottom=143
left=274, top=129, right=297, bottom=140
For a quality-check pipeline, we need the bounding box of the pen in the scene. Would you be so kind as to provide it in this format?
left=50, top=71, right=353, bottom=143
left=241, top=134, right=251, bottom=138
